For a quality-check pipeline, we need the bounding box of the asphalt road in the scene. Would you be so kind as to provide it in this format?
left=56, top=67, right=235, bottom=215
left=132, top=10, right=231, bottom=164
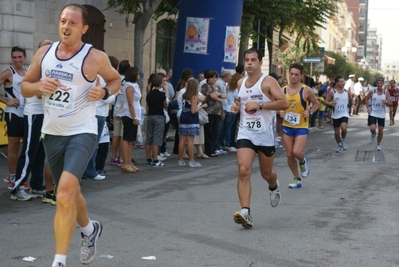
left=1, top=108, right=399, bottom=267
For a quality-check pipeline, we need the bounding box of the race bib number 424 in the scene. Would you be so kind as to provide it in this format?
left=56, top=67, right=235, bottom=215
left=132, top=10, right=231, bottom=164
left=44, top=84, right=77, bottom=110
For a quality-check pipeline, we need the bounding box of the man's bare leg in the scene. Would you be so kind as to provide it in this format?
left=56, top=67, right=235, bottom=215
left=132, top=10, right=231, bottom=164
left=54, top=171, right=89, bottom=255
left=7, top=137, right=21, bottom=175
left=236, top=147, right=256, bottom=208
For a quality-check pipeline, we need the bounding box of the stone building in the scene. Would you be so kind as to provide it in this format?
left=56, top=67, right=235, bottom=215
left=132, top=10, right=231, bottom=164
left=0, top=0, right=174, bottom=82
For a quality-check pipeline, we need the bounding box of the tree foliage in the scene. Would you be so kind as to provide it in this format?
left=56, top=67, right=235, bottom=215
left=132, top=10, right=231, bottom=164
left=106, top=0, right=163, bottom=81
left=241, top=0, right=339, bottom=70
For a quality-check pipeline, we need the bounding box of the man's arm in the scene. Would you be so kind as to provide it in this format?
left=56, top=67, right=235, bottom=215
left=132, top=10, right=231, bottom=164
left=21, top=45, right=55, bottom=98
left=0, top=69, right=18, bottom=106
left=385, top=90, right=393, bottom=107
left=94, top=50, right=121, bottom=97
left=261, top=76, right=288, bottom=111
left=305, top=86, right=320, bottom=113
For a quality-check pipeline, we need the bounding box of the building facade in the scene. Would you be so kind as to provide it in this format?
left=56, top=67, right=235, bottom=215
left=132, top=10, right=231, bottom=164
left=0, top=0, right=175, bottom=84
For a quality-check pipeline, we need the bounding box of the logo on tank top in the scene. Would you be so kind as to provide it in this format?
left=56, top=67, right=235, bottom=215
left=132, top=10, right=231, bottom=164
left=49, top=70, right=73, bottom=82
left=56, top=64, right=62, bottom=69
left=69, top=63, right=79, bottom=70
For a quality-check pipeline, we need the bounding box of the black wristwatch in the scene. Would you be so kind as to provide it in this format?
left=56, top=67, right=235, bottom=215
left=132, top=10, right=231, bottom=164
left=102, top=87, right=110, bottom=100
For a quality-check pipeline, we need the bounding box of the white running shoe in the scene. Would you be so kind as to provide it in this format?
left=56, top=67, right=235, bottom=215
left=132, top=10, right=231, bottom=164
left=233, top=208, right=253, bottom=228
left=269, top=180, right=281, bottom=208
left=299, top=158, right=310, bottom=178
left=80, top=221, right=102, bottom=264
left=189, top=161, right=201, bottom=167
left=341, top=140, right=348, bottom=150
left=369, top=133, right=376, bottom=144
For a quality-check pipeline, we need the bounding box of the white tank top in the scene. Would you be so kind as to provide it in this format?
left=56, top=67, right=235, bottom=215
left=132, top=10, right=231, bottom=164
left=331, top=89, right=350, bottom=119
left=119, top=81, right=142, bottom=120
left=4, top=66, right=27, bottom=117
left=370, top=89, right=386, bottom=118
left=237, top=74, right=276, bottom=146
left=41, top=41, right=96, bottom=136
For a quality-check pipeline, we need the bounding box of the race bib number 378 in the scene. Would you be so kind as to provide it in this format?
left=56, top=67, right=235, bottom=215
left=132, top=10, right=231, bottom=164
left=243, top=116, right=266, bottom=133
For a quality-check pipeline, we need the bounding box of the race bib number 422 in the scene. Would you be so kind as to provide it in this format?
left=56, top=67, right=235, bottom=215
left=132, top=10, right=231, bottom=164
left=44, top=84, right=77, bottom=110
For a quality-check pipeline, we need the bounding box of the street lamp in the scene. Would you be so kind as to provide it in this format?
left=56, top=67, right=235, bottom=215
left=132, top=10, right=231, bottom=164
left=341, top=41, right=357, bottom=61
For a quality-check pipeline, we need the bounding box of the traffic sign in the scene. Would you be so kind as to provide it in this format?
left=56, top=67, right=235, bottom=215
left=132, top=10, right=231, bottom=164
left=302, top=57, right=321, bottom=63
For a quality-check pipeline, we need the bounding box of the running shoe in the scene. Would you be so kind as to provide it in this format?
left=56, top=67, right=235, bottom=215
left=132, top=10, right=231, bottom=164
left=233, top=208, right=253, bottom=228
left=289, top=178, right=302, bottom=189
left=52, top=263, right=65, bottom=267
left=4, top=173, right=12, bottom=183
left=299, top=158, right=310, bottom=178
left=157, top=155, right=167, bottom=161
left=188, top=161, right=201, bottom=167
left=161, top=152, right=171, bottom=157
left=30, top=189, right=45, bottom=198
left=178, top=160, right=186, bottom=166
left=376, top=144, right=382, bottom=151
left=80, top=220, right=102, bottom=264
left=10, top=189, right=32, bottom=201
left=152, top=161, right=165, bottom=167
left=146, top=160, right=153, bottom=166
left=336, top=143, right=343, bottom=153
left=7, top=181, right=30, bottom=190
left=369, top=133, right=376, bottom=144
left=42, top=189, right=56, bottom=205
left=269, top=180, right=281, bottom=208
left=341, top=140, right=348, bottom=150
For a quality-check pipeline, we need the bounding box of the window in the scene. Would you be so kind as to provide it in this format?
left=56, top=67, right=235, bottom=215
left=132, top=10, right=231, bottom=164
left=155, top=19, right=176, bottom=70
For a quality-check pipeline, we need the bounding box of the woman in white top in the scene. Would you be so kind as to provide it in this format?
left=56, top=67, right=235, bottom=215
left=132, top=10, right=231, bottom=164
left=119, top=67, right=142, bottom=173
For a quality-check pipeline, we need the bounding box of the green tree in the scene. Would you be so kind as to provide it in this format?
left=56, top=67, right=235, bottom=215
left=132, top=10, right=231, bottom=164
left=240, top=0, right=338, bottom=70
left=106, top=0, right=164, bottom=74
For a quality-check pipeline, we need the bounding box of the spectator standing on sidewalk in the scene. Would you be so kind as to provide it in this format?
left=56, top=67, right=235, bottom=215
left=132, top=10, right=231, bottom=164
left=10, top=40, right=53, bottom=201
left=0, top=46, right=28, bottom=190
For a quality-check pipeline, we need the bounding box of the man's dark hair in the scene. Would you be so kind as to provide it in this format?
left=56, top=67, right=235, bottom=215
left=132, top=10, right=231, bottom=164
left=375, top=77, right=384, bottom=83
left=60, top=4, right=89, bottom=26
left=244, top=48, right=263, bottom=61
left=334, top=75, right=344, bottom=83
left=289, top=63, right=304, bottom=74
left=11, top=46, right=26, bottom=57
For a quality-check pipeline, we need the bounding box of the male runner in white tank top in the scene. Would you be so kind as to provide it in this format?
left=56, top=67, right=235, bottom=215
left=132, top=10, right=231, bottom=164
left=230, top=48, right=289, bottom=228
left=0, top=46, right=27, bottom=189
left=21, top=4, right=121, bottom=267
left=364, top=77, right=392, bottom=151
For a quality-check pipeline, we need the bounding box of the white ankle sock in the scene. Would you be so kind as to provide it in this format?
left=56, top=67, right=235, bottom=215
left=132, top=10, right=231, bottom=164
left=53, top=254, right=66, bottom=266
left=80, top=220, right=94, bottom=236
